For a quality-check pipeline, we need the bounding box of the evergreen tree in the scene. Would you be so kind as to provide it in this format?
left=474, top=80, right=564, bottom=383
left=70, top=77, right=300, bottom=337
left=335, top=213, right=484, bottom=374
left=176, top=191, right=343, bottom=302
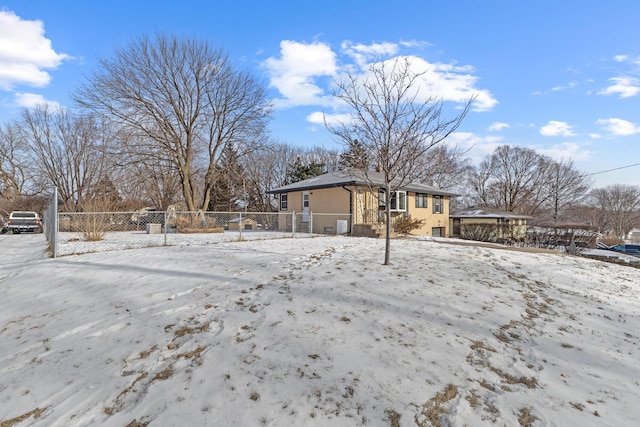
left=285, top=156, right=325, bottom=184
left=208, top=144, right=245, bottom=211
left=338, top=139, right=370, bottom=170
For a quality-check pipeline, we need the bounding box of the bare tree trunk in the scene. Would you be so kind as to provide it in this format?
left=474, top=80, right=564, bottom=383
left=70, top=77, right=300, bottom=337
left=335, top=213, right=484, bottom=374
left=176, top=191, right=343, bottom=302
left=384, top=182, right=392, bottom=265
left=326, top=57, right=473, bottom=265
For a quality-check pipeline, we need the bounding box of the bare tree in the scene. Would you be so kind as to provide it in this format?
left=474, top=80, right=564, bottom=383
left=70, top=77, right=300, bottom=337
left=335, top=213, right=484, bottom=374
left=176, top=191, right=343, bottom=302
left=468, top=145, right=553, bottom=215
left=590, top=184, right=640, bottom=237
left=0, top=121, right=29, bottom=200
left=306, top=146, right=341, bottom=173
left=544, top=159, right=592, bottom=226
left=110, top=131, right=183, bottom=210
left=421, top=144, right=470, bottom=190
left=327, top=57, right=473, bottom=265
left=20, top=105, right=110, bottom=211
left=74, top=33, right=273, bottom=212
left=242, top=142, right=300, bottom=212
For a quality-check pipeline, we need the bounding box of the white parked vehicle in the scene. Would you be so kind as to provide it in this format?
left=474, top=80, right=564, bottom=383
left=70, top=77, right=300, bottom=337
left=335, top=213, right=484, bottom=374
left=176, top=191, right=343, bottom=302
left=6, top=211, right=43, bottom=234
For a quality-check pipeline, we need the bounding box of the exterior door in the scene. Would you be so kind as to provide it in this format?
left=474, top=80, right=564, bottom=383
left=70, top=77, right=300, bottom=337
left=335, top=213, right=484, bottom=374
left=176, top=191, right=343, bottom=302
left=302, top=191, right=310, bottom=223
left=452, top=218, right=461, bottom=236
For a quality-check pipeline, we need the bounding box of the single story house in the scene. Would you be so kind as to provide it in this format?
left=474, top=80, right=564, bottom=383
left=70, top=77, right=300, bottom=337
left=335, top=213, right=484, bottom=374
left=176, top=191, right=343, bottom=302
left=267, top=169, right=458, bottom=237
left=449, top=206, right=531, bottom=241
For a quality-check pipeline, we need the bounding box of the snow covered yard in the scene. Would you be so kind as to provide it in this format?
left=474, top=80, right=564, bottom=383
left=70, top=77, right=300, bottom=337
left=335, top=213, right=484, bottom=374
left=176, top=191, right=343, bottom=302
left=1, top=234, right=639, bottom=426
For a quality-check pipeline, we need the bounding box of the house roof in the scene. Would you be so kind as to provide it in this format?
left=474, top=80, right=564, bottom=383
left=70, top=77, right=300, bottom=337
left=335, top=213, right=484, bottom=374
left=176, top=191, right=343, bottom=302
left=450, top=206, right=532, bottom=220
left=267, top=169, right=459, bottom=197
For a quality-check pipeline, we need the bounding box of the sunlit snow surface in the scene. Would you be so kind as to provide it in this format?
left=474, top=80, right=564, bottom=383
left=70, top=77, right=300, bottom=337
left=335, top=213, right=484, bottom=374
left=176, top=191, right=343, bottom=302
left=1, top=234, right=639, bottom=426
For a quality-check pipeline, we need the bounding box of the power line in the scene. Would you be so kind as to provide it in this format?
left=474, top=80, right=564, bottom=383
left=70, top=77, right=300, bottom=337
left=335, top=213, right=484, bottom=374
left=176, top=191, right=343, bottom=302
left=585, top=162, right=640, bottom=176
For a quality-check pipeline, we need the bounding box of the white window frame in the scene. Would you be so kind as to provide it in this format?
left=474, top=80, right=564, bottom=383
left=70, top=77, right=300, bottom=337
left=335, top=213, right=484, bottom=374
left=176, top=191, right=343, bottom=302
left=390, top=191, right=406, bottom=212
left=379, top=190, right=406, bottom=212
left=433, top=195, right=443, bottom=214
left=380, top=190, right=406, bottom=212
left=280, top=194, right=288, bottom=210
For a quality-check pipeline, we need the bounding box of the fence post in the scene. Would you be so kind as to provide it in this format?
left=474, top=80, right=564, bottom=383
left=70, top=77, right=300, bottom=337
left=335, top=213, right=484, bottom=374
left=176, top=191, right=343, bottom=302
left=309, top=211, right=313, bottom=236
left=164, top=210, right=168, bottom=246
left=52, top=187, right=58, bottom=258
left=238, top=212, right=243, bottom=241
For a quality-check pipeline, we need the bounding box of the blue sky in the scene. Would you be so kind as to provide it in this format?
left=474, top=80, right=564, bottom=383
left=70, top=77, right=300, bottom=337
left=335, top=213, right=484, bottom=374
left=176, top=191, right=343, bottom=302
left=1, top=1, right=639, bottom=188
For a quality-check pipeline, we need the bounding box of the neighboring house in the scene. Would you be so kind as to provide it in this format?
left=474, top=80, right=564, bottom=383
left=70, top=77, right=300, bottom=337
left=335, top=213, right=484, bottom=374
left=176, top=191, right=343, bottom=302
left=628, top=228, right=640, bottom=244
left=449, top=206, right=531, bottom=241
left=267, top=169, right=457, bottom=237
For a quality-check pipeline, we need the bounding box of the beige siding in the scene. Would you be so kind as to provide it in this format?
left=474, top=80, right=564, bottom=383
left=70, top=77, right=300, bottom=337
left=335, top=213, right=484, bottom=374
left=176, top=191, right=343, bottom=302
left=276, top=187, right=453, bottom=237
left=309, top=187, right=351, bottom=214
left=277, top=187, right=351, bottom=233
left=406, top=193, right=450, bottom=237
left=307, top=187, right=351, bottom=233
left=352, top=186, right=381, bottom=224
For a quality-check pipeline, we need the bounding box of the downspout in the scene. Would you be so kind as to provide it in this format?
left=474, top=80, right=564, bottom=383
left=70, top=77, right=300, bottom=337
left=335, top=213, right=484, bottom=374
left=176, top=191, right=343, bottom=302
left=342, top=186, right=353, bottom=234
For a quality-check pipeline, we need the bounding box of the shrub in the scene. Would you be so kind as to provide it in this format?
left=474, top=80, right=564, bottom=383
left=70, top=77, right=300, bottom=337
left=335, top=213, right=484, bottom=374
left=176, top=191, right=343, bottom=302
left=175, top=212, right=221, bottom=233
left=460, top=223, right=499, bottom=242
left=79, top=197, right=119, bottom=241
left=394, top=215, right=426, bottom=234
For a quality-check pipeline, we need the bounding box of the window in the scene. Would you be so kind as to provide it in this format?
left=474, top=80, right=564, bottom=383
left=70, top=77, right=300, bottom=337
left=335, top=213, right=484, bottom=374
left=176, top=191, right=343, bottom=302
left=280, top=194, right=288, bottom=210
left=432, top=227, right=444, bottom=237
left=390, top=191, right=406, bottom=211
left=379, top=190, right=406, bottom=211
left=415, top=193, right=428, bottom=208
left=433, top=195, right=443, bottom=214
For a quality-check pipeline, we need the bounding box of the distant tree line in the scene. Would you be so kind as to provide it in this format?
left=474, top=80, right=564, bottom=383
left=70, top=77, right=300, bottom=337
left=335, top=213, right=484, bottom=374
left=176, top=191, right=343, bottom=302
left=1, top=33, right=638, bottom=240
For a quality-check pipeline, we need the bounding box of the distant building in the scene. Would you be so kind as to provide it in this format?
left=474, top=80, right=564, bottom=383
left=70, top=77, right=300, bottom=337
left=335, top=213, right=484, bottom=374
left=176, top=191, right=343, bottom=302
left=628, top=229, right=640, bottom=244
left=449, top=206, right=531, bottom=241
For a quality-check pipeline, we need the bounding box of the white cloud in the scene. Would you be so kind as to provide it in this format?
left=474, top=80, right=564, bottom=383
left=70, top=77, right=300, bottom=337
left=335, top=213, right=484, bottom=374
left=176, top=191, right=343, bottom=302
left=386, top=56, right=497, bottom=112
left=597, top=118, right=640, bottom=136
left=551, top=80, right=578, bottom=92
left=0, top=10, right=70, bottom=90
left=612, top=54, right=640, bottom=67
left=598, top=77, right=640, bottom=98
left=14, top=92, right=61, bottom=109
left=399, top=39, right=432, bottom=49
left=263, top=39, right=497, bottom=113
left=488, top=122, right=509, bottom=132
left=306, top=111, right=353, bottom=126
left=539, top=121, right=576, bottom=137
left=446, top=131, right=504, bottom=163
left=341, top=40, right=398, bottom=68
left=263, top=40, right=338, bottom=108
left=536, top=142, right=592, bottom=161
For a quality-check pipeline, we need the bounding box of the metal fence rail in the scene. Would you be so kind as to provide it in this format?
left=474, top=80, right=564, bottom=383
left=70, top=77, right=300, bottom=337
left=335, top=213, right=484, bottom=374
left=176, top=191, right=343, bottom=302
left=45, top=208, right=353, bottom=257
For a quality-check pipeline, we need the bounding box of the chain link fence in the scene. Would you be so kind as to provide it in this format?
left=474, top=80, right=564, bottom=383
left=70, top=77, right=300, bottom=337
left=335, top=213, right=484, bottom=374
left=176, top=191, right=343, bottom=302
left=49, top=210, right=353, bottom=257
